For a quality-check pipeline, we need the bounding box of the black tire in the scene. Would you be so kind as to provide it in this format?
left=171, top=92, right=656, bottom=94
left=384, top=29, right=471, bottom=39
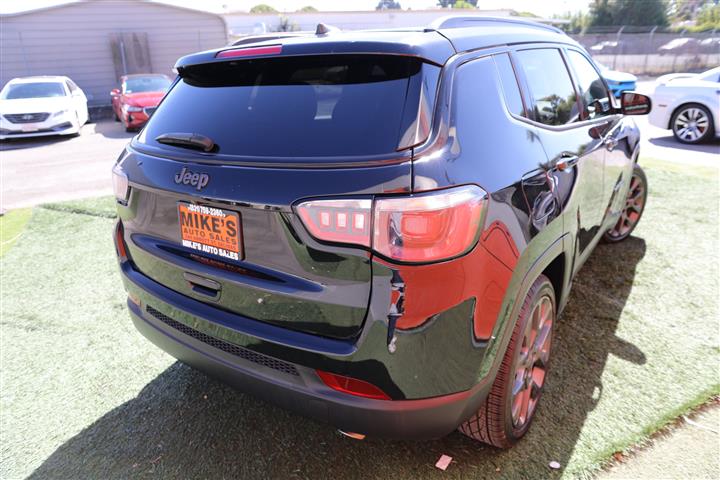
left=459, top=275, right=555, bottom=448
left=603, top=164, right=647, bottom=243
left=670, top=103, right=714, bottom=144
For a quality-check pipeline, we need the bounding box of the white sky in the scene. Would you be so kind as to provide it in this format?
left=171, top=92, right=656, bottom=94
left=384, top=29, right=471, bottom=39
left=1, top=0, right=590, bottom=18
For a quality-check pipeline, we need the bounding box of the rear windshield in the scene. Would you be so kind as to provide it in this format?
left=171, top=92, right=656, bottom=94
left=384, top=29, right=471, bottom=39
left=125, top=76, right=172, bottom=93
left=138, top=54, right=432, bottom=157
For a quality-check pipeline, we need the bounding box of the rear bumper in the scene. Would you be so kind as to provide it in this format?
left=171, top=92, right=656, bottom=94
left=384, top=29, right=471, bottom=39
left=128, top=296, right=490, bottom=440
left=120, top=259, right=493, bottom=439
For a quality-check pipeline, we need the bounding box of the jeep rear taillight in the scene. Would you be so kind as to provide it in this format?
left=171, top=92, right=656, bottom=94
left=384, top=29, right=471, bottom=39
left=296, top=199, right=372, bottom=247
left=295, top=185, right=486, bottom=263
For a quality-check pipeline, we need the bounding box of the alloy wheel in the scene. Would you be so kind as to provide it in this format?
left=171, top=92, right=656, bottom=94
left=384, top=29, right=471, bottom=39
left=607, top=172, right=645, bottom=240
left=673, top=107, right=710, bottom=143
left=511, top=294, right=554, bottom=428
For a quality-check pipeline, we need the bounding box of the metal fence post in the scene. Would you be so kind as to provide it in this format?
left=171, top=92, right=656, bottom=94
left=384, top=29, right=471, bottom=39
left=613, top=25, right=625, bottom=70
left=643, top=26, right=657, bottom=76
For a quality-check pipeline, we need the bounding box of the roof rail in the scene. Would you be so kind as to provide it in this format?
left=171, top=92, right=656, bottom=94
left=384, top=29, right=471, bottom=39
left=428, top=15, right=564, bottom=34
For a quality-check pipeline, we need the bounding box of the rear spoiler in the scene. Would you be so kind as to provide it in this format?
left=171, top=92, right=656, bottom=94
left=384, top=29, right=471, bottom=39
left=174, top=30, right=455, bottom=72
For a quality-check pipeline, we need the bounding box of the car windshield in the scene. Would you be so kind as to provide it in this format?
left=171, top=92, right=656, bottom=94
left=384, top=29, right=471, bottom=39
left=124, top=77, right=172, bottom=93
left=1, top=82, right=66, bottom=99
left=699, top=67, right=720, bottom=82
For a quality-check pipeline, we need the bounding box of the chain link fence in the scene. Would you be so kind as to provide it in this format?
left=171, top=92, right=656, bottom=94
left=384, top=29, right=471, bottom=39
left=571, top=26, right=719, bottom=76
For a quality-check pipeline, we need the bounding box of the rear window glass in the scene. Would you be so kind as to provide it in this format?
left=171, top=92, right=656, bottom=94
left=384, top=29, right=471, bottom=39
left=516, top=49, right=580, bottom=126
left=139, top=55, right=429, bottom=157
left=493, top=53, right=524, bottom=117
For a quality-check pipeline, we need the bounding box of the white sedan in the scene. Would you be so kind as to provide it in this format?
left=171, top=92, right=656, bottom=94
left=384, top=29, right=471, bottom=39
left=0, top=76, right=89, bottom=140
left=648, top=66, right=720, bottom=144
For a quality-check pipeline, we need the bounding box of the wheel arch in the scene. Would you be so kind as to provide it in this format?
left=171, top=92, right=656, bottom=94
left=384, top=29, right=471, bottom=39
left=668, top=101, right=716, bottom=130
left=541, top=252, right=567, bottom=314
left=479, top=234, right=570, bottom=382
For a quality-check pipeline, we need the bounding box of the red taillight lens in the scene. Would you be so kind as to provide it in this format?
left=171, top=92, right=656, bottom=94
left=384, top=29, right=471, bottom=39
left=295, top=186, right=486, bottom=263
left=215, top=45, right=282, bottom=58
left=296, top=199, right=372, bottom=247
left=316, top=370, right=391, bottom=400
left=374, top=186, right=486, bottom=262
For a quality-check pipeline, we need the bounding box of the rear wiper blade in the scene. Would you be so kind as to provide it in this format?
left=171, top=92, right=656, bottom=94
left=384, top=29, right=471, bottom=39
left=155, top=132, right=216, bottom=152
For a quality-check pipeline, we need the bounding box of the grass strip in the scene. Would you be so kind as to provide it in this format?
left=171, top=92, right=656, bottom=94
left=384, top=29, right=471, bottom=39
left=40, top=196, right=117, bottom=219
left=0, top=208, right=32, bottom=257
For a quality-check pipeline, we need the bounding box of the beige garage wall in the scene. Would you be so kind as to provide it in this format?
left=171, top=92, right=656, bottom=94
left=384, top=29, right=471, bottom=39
left=0, top=0, right=228, bottom=105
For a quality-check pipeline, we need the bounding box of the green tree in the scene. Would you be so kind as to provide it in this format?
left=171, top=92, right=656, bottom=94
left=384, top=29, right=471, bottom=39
left=453, top=0, right=477, bottom=8
left=298, top=6, right=317, bottom=12
left=437, top=0, right=478, bottom=7
left=376, top=0, right=402, bottom=9
left=554, top=10, right=589, bottom=33
left=250, top=4, right=277, bottom=14
left=695, top=2, right=720, bottom=29
left=668, top=0, right=706, bottom=22
left=513, top=11, right=540, bottom=18
left=588, top=0, right=669, bottom=27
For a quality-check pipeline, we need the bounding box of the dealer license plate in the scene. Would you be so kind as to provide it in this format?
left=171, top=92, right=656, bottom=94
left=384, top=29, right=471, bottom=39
left=178, top=203, right=242, bottom=261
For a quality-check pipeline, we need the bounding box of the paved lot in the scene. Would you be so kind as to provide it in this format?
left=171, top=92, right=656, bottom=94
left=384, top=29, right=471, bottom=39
left=0, top=121, right=133, bottom=210
left=0, top=98, right=717, bottom=211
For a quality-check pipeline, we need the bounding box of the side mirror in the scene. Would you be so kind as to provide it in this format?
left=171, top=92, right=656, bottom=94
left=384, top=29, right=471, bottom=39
left=621, top=92, right=651, bottom=115
left=110, top=88, right=120, bottom=97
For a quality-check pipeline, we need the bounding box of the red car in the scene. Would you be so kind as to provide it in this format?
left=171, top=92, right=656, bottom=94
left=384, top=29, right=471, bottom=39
left=110, top=74, right=172, bottom=131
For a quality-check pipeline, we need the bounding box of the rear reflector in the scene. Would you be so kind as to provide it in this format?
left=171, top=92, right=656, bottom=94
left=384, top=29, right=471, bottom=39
left=316, top=370, right=391, bottom=400
left=295, top=185, right=486, bottom=263
left=216, top=45, right=282, bottom=59
left=115, top=221, right=128, bottom=261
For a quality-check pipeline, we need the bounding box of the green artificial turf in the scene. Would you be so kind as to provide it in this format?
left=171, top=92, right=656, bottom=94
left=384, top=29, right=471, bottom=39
left=0, top=159, right=718, bottom=479
left=0, top=209, right=32, bottom=257
left=40, top=196, right=118, bottom=219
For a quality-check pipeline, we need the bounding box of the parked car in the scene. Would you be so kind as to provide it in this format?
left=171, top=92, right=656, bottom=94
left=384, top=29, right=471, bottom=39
left=648, top=66, right=720, bottom=144
left=699, top=37, right=720, bottom=52
left=658, top=37, right=699, bottom=54
left=112, top=17, right=651, bottom=447
left=0, top=76, right=88, bottom=140
left=589, top=40, right=623, bottom=53
left=596, top=62, right=637, bottom=97
left=111, top=74, right=172, bottom=132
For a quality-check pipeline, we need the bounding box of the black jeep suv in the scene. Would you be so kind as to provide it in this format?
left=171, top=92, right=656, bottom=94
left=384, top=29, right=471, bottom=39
left=112, top=16, right=651, bottom=447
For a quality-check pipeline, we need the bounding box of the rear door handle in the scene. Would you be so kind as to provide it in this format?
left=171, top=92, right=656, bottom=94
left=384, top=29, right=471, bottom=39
left=554, top=154, right=579, bottom=171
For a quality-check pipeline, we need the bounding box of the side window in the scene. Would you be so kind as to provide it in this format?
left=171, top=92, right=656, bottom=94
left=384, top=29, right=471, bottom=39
left=566, top=50, right=612, bottom=120
left=516, top=49, right=579, bottom=126
left=64, top=81, right=73, bottom=96
left=493, top=53, right=524, bottom=117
